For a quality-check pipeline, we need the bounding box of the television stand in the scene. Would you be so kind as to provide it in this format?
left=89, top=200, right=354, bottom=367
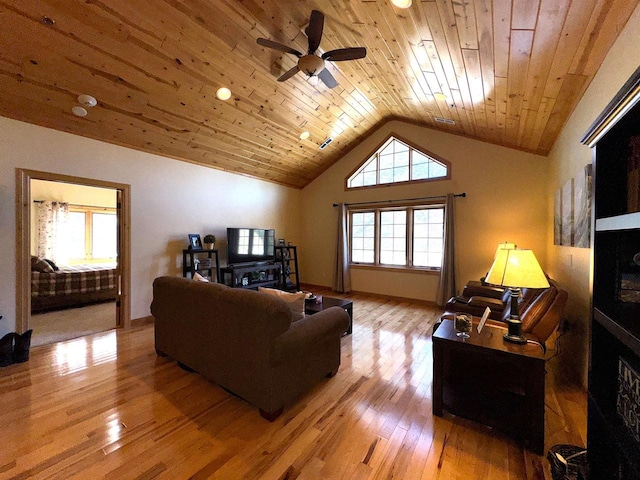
left=221, top=262, right=282, bottom=290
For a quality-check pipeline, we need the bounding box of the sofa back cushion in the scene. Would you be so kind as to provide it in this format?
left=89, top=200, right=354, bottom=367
left=151, top=277, right=293, bottom=377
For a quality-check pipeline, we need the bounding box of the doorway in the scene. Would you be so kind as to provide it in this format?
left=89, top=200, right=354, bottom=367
left=16, top=169, right=131, bottom=339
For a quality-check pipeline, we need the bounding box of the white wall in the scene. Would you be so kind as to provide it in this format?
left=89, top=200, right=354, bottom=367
left=0, top=117, right=302, bottom=335
left=300, top=119, right=550, bottom=301
left=546, top=4, right=640, bottom=386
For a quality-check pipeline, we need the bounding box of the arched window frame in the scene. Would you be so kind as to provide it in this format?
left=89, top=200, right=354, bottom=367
left=345, top=134, right=451, bottom=190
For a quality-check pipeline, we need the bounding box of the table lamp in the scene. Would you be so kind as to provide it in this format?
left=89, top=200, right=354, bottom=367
left=494, top=242, right=516, bottom=257
left=485, top=248, right=549, bottom=344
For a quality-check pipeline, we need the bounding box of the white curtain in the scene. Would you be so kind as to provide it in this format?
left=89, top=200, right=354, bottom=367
left=333, top=203, right=351, bottom=293
left=436, top=194, right=456, bottom=306
left=37, top=201, right=70, bottom=264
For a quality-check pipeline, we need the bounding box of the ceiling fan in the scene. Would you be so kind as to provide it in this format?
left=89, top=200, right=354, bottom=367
left=257, top=10, right=366, bottom=89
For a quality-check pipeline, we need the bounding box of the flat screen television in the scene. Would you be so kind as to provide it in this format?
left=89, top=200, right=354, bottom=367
left=227, top=228, right=276, bottom=266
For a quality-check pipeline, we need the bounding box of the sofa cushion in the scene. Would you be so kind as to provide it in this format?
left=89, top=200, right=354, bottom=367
left=258, top=287, right=306, bottom=321
left=31, top=256, right=54, bottom=273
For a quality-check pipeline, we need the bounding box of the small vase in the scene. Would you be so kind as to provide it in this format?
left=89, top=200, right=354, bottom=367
left=205, top=243, right=215, bottom=250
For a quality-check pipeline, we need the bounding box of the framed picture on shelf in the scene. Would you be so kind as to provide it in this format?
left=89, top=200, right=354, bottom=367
left=278, top=238, right=286, bottom=246
left=188, top=233, right=203, bottom=250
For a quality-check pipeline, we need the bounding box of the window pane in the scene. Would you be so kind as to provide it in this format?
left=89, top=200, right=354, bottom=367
left=380, top=155, right=394, bottom=170
left=429, top=161, right=448, bottom=178
left=68, top=212, right=86, bottom=260
left=363, top=158, right=377, bottom=172
left=349, top=172, right=364, bottom=188
left=363, top=171, right=377, bottom=186
left=394, top=140, right=409, bottom=153
left=379, top=169, right=393, bottom=184
left=92, top=213, right=117, bottom=259
left=412, top=163, right=429, bottom=180
left=394, top=150, right=409, bottom=167
left=380, top=210, right=406, bottom=265
left=351, top=212, right=375, bottom=264
left=413, top=208, right=444, bottom=267
left=393, top=166, right=409, bottom=182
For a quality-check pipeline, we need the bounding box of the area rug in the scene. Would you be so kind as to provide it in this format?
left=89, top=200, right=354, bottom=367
left=30, top=301, right=116, bottom=346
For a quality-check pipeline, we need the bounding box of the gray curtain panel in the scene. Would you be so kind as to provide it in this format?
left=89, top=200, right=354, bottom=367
left=333, top=203, right=351, bottom=293
left=436, top=194, right=456, bottom=306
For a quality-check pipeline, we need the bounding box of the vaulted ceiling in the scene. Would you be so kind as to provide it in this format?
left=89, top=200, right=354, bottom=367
left=1, top=1, right=637, bottom=188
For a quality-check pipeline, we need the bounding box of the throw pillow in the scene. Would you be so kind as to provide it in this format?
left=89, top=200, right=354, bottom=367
left=193, top=272, right=209, bottom=282
left=258, top=287, right=306, bottom=321
left=31, top=256, right=54, bottom=273
left=43, top=258, right=59, bottom=271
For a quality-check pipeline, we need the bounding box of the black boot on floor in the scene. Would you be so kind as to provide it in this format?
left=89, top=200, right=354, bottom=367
left=0, top=332, right=16, bottom=367
left=13, top=329, right=33, bottom=364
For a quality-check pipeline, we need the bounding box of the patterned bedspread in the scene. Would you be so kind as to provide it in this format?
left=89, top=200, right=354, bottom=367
left=31, top=264, right=117, bottom=298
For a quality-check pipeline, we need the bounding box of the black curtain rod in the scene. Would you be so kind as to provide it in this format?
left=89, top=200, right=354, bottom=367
left=332, top=192, right=466, bottom=208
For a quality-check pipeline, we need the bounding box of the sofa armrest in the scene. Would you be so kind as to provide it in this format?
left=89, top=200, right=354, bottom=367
left=271, top=307, right=349, bottom=365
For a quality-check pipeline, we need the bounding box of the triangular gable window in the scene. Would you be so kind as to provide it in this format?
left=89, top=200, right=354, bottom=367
left=347, top=136, right=449, bottom=189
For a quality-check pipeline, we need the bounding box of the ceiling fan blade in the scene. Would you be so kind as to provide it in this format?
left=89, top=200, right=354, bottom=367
left=257, top=38, right=303, bottom=57
left=318, top=68, right=338, bottom=89
left=277, top=65, right=300, bottom=82
left=306, top=10, right=324, bottom=54
left=322, top=47, right=367, bottom=62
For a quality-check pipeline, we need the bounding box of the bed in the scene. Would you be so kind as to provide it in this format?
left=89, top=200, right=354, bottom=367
left=31, top=257, right=118, bottom=313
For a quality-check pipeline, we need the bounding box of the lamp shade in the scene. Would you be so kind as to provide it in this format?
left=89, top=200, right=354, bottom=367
left=494, top=242, right=517, bottom=258
left=485, top=248, right=549, bottom=288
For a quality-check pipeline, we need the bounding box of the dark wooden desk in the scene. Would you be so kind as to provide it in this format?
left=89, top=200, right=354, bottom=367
left=305, top=297, right=353, bottom=335
left=432, top=318, right=546, bottom=454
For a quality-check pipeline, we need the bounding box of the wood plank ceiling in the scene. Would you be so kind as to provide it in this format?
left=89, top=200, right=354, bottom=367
left=0, top=1, right=637, bottom=189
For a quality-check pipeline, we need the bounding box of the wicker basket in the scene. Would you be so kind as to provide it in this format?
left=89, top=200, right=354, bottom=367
left=547, top=444, right=588, bottom=480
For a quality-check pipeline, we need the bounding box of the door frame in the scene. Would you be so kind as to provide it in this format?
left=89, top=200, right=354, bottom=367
left=15, top=168, right=131, bottom=332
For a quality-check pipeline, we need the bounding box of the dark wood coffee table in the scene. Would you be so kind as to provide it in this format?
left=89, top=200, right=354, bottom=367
left=432, top=318, right=547, bottom=454
left=305, top=297, right=353, bottom=335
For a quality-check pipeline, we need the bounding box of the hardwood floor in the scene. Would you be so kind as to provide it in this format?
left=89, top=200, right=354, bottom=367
left=0, top=290, right=586, bottom=479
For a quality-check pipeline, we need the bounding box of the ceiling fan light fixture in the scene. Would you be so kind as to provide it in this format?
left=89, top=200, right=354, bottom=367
left=298, top=55, right=325, bottom=77
left=216, top=87, right=232, bottom=101
left=300, top=131, right=310, bottom=140
left=391, top=0, right=412, bottom=8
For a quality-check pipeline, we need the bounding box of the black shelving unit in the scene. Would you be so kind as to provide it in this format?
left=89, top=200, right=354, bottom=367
left=276, top=245, right=300, bottom=291
left=221, top=263, right=282, bottom=290
left=183, top=248, right=220, bottom=283
left=582, top=66, right=640, bottom=479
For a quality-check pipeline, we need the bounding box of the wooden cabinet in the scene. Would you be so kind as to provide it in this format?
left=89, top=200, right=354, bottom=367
left=221, top=263, right=282, bottom=290
left=183, top=249, right=220, bottom=282
left=276, top=245, right=300, bottom=291
left=582, top=66, right=640, bottom=479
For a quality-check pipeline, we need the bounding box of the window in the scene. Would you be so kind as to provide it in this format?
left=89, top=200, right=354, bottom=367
left=68, top=207, right=117, bottom=263
left=349, top=205, right=444, bottom=270
left=347, top=135, right=449, bottom=189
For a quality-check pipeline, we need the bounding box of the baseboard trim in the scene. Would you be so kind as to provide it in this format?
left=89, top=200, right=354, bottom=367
left=131, top=315, right=154, bottom=327
left=300, top=283, right=440, bottom=308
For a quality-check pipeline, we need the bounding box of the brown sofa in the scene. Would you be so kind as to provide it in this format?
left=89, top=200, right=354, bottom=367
left=441, top=278, right=568, bottom=348
left=151, top=276, right=350, bottom=420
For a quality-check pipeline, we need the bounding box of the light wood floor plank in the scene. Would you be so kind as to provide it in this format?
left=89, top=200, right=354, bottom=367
left=0, top=290, right=586, bottom=479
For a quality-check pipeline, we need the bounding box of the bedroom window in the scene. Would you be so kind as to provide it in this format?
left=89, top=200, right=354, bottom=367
left=68, top=207, right=117, bottom=263
left=346, top=135, right=450, bottom=189
left=349, top=204, right=444, bottom=270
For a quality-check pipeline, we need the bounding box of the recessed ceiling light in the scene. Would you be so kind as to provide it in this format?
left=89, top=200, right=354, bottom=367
left=391, top=0, right=412, bottom=8
left=216, top=87, right=232, bottom=101
left=77, top=94, right=97, bottom=107
left=71, top=106, right=88, bottom=117
left=300, top=131, right=310, bottom=140
left=434, top=92, right=447, bottom=101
